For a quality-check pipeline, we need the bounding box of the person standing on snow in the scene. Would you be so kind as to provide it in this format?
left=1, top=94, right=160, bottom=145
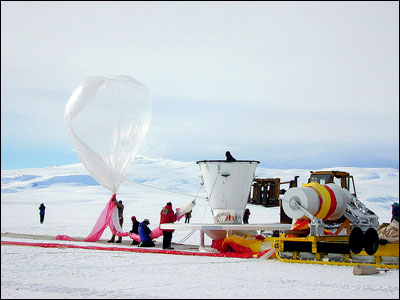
left=243, top=208, right=251, bottom=224
left=39, top=203, right=46, bottom=224
left=160, top=202, right=177, bottom=249
left=129, top=216, right=140, bottom=245
left=138, top=219, right=155, bottom=247
left=185, top=210, right=192, bottom=223
left=108, top=196, right=124, bottom=243
left=392, top=202, right=399, bottom=222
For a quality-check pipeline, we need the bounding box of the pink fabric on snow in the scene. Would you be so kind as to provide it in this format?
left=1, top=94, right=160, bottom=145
left=56, top=194, right=117, bottom=242
left=56, top=196, right=187, bottom=243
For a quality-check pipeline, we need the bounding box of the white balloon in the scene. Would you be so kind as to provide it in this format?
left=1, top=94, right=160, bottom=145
left=65, top=75, right=152, bottom=193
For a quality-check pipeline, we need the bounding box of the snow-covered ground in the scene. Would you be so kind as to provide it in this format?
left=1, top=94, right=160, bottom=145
left=1, top=155, right=399, bottom=299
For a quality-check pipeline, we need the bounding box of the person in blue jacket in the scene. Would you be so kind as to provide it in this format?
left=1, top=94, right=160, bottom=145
left=138, top=219, right=155, bottom=247
left=39, top=203, right=46, bottom=224
left=392, top=202, right=399, bottom=222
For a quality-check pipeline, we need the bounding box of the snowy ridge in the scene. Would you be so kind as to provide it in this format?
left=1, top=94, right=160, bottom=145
left=2, top=155, right=398, bottom=210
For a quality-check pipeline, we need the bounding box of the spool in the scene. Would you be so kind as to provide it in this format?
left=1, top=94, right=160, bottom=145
left=281, top=187, right=321, bottom=219
left=282, top=183, right=348, bottom=221
left=349, top=227, right=379, bottom=255
left=349, top=227, right=364, bottom=254
left=364, top=228, right=379, bottom=255
left=325, top=184, right=347, bottom=220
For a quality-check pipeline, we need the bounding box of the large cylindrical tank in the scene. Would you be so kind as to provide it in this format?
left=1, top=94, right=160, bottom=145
left=197, top=160, right=259, bottom=224
left=281, top=183, right=348, bottom=221
left=324, top=183, right=348, bottom=220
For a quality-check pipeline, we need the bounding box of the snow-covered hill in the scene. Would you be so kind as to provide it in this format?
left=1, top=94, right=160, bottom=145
left=2, top=155, right=398, bottom=222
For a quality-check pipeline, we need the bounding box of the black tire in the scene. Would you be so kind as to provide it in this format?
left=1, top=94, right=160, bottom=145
left=364, top=228, right=379, bottom=255
left=349, top=227, right=364, bottom=254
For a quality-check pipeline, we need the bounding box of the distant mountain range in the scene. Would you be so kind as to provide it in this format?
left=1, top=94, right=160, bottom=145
left=1, top=155, right=398, bottom=217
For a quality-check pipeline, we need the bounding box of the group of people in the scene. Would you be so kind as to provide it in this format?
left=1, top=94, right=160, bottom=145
left=129, top=216, right=155, bottom=247
left=106, top=196, right=180, bottom=249
left=127, top=201, right=178, bottom=249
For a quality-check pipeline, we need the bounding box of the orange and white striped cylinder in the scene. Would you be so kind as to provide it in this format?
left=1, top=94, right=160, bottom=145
left=281, top=183, right=348, bottom=231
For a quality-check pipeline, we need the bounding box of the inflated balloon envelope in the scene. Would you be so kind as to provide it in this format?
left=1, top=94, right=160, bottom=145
left=59, top=75, right=196, bottom=243
left=60, top=75, right=152, bottom=242
left=64, top=75, right=152, bottom=194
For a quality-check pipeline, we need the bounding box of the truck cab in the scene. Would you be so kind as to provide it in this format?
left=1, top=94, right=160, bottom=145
left=308, top=170, right=357, bottom=197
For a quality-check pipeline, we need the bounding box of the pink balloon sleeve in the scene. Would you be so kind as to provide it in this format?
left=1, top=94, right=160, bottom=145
left=128, top=233, right=141, bottom=242
left=56, top=194, right=116, bottom=242
left=150, top=227, right=163, bottom=239
left=56, top=199, right=187, bottom=243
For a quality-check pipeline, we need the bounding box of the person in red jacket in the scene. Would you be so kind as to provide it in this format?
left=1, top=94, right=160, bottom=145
left=160, top=202, right=177, bottom=249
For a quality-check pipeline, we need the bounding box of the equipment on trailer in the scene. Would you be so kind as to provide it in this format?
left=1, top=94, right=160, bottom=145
left=163, top=162, right=399, bottom=269
left=272, top=173, right=398, bottom=268
left=280, top=170, right=380, bottom=229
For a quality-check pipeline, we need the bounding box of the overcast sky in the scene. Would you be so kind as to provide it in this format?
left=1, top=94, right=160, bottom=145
left=1, top=1, right=399, bottom=170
